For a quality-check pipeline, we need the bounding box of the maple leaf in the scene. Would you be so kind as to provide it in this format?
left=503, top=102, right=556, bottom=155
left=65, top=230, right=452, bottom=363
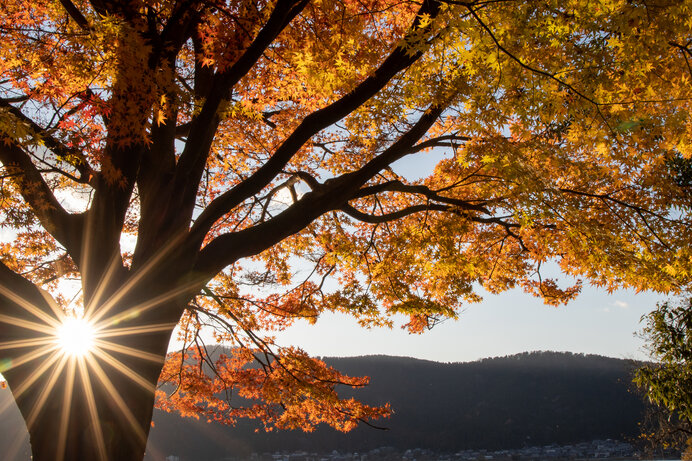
left=0, top=0, right=691, bottom=460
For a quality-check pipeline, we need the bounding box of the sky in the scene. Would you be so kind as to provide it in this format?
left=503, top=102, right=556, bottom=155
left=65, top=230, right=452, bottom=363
left=265, top=150, right=669, bottom=364
left=273, top=285, right=665, bottom=363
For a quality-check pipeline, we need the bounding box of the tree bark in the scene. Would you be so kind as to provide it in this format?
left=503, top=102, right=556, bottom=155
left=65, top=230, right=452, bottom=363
left=1, top=265, right=183, bottom=461
left=5, top=316, right=174, bottom=461
left=17, top=359, right=159, bottom=461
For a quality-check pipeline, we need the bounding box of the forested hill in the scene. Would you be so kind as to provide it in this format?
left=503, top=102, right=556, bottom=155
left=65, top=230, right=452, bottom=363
left=0, top=352, right=648, bottom=461
left=145, top=351, right=647, bottom=460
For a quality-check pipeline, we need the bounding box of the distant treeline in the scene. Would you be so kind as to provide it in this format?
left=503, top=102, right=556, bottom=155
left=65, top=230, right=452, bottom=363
left=140, top=351, right=647, bottom=461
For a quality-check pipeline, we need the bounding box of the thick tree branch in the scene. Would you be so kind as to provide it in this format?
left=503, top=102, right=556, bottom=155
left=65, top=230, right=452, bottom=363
left=59, top=0, right=92, bottom=31
left=352, top=180, right=489, bottom=213
left=81, top=143, right=141, bottom=294
left=89, top=0, right=138, bottom=21
left=0, top=142, right=83, bottom=254
left=159, top=0, right=203, bottom=56
left=172, top=0, right=310, bottom=224
left=0, top=98, right=96, bottom=183
left=409, top=134, right=471, bottom=152
left=329, top=107, right=447, bottom=188
left=0, top=261, right=62, bottom=386
left=131, top=4, right=206, bottom=260
left=341, top=203, right=452, bottom=223
left=0, top=261, right=60, bottom=329
left=190, top=0, right=444, bottom=243
left=341, top=195, right=520, bottom=242
left=194, top=104, right=444, bottom=278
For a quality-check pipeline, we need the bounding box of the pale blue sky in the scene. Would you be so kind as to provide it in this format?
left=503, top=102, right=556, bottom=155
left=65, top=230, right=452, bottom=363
left=274, top=286, right=664, bottom=363
left=271, top=150, right=667, bottom=364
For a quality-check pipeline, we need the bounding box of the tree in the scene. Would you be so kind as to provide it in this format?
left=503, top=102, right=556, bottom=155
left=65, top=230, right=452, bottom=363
left=635, top=298, right=692, bottom=459
left=0, top=0, right=691, bottom=460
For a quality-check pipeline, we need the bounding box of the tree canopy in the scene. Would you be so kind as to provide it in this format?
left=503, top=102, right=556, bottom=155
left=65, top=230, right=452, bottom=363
left=0, top=0, right=691, bottom=460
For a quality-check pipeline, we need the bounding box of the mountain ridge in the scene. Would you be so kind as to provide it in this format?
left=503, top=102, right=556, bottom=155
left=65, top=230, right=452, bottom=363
left=146, top=351, right=647, bottom=460
left=0, top=351, right=649, bottom=461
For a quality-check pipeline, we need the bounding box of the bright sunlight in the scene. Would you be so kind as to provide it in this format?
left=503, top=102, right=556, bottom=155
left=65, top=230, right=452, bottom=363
left=56, top=317, right=96, bottom=357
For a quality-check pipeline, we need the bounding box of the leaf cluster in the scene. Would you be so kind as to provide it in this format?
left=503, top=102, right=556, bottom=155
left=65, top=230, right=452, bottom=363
left=2, top=0, right=692, bottom=433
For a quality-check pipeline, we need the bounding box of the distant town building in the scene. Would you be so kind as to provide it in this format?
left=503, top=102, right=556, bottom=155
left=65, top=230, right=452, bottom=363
left=221, top=439, right=642, bottom=461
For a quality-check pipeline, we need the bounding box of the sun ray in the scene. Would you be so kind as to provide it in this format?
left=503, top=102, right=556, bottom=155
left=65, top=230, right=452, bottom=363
left=77, top=356, right=108, bottom=461
left=0, top=285, right=62, bottom=328
left=79, top=210, right=97, bottom=317
left=92, top=279, right=201, bottom=327
left=5, top=343, right=61, bottom=371
left=25, top=353, right=70, bottom=429
left=10, top=347, right=63, bottom=399
left=94, top=339, right=164, bottom=363
left=0, top=347, right=63, bottom=416
left=36, top=287, right=69, bottom=322
left=0, top=337, right=56, bottom=350
left=96, top=322, right=178, bottom=339
left=84, top=253, right=125, bottom=316
left=56, top=358, right=76, bottom=461
left=90, top=348, right=155, bottom=392
left=0, top=254, right=196, bottom=460
left=87, top=355, right=147, bottom=443
left=88, top=231, right=190, bottom=324
left=0, top=313, right=59, bottom=336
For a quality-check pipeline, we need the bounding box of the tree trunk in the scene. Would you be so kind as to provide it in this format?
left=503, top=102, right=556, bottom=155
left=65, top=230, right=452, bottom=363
left=1, top=275, right=182, bottom=461
left=6, top=322, right=174, bottom=461
left=19, top=367, right=157, bottom=461
left=5, top=318, right=174, bottom=461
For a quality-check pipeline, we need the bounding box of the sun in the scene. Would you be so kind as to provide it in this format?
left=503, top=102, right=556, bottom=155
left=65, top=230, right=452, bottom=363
left=56, top=317, right=96, bottom=357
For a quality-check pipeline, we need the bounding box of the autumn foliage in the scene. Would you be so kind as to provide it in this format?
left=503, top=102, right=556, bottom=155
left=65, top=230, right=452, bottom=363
left=0, top=0, right=691, bottom=459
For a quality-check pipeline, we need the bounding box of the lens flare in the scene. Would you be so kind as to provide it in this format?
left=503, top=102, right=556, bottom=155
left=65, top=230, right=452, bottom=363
left=56, top=317, right=95, bottom=357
